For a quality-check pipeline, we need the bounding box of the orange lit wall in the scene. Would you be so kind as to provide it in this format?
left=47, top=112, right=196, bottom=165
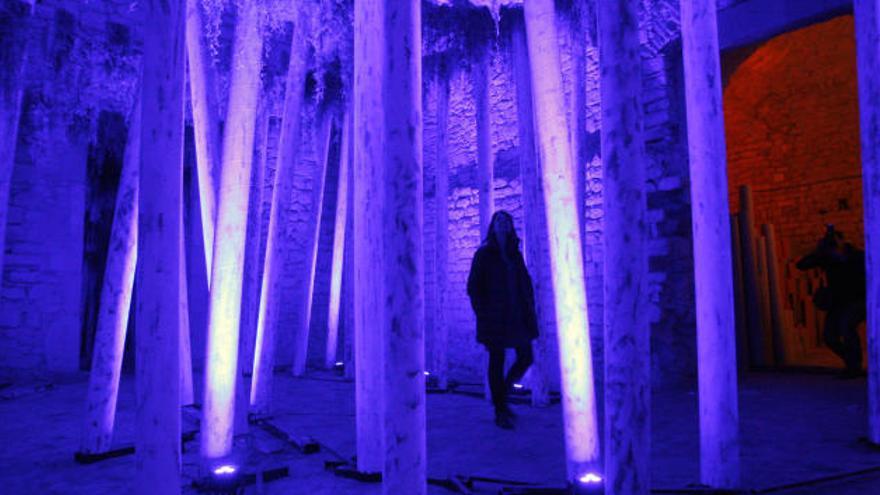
left=724, top=15, right=863, bottom=257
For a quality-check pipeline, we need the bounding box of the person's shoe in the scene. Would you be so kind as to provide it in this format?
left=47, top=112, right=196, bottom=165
left=500, top=404, right=518, bottom=419
left=494, top=412, right=515, bottom=430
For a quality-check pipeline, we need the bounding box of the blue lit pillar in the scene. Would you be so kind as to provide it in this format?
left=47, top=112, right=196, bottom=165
left=353, top=0, right=385, bottom=474
left=201, top=0, right=264, bottom=461
left=855, top=0, right=880, bottom=444
left=381, top=0, right=425, bottom=492
left=326, top=109, right=352, bottom=369
left=597, top=0, right=650, bottom=493
left=81, top=102, right=140, bottom=455
left=680, top=0, right=741, bottom=487
left=523, top=0, right=601, bottom=482
left=136, top=0, right=184, bottom=491
left=432, top=72, right=450, bottom=390
left=185, top=0, right=221, bottom=284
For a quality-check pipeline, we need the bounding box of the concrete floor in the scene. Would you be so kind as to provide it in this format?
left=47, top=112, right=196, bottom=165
left=1, top=369, right=879, bottom=494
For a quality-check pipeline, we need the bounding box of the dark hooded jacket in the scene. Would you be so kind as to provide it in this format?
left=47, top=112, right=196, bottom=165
left=466, top=241, right=539, bottom=347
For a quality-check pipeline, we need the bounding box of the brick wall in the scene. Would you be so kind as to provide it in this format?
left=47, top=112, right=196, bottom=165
left=724, top=15, right=864, bottom=258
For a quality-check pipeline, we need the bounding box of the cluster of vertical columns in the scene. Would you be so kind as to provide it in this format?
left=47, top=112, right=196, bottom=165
left=0, top=0, right=34, bottom=291
left=201, top=0, right=264, bottom=460
left=679, top=0, right=742, bottom=488
left=80, top=101, right=141, bottom=454
left=523, top=0, right=600, bottom=481
left=854, top=0, right=880, bottom=444
left=135, top=0, right=185, bottom=492
left=597, top=1, right=650, bottom=493
left=250, top=5, right=310, bottom=416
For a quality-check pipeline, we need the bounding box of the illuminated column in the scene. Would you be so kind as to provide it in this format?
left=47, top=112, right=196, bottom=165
left=201, top=0, right=264, bottom=460
left=291, top=111, right=333, bottom=376
left=511, top=15, right=552, bottom=407
left=855, top=0, right=880, bottom=444
left=241, top=108, right=269, bottom=375
left=250, top=8, right=309, bottom=415
left=680, top=0, right=741, bottom=487
left=342, top=155, right=356, bottom=381
left=326, top=109, right=352, bottom=369
left=180, top=198, right=194, bottom=406
left=353, top=0, right=386, bottom=474
left=432, top=72, right=450, bottom=390
left=561, top=6, right=587, bottom=241
left=0, top=0, right=33, bottom=291
left=597, top=1, right=649, bottom=493
left=523, top=0, right=600, bottom=480
left=473, top=49, right=494, bottom=238
left=186, top=0, right=221, bottom=283
left=381, top=0, right=425, bottom=493
left=136, top=0, right=184, bottom=491
left=80, top=102, right=140, bottom=455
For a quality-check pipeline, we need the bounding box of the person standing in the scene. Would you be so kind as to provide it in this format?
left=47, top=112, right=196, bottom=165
left=467, top=210, right=539, bottom=429
left=797, top=225, right=867, bottom=378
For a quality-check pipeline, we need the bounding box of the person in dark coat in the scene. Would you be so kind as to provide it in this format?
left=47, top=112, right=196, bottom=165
left=796, top=225, right=867, bottom=378
left=466, top=210, right=539, bottom=429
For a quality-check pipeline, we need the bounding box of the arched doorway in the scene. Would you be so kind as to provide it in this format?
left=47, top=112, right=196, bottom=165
left=723, top=15, right=865, bottom=369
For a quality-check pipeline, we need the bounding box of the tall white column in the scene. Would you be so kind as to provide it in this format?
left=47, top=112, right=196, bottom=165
left=511, top=15, right=552, bottom=407
left=326, top=109, right=352, bottom=369
left=250, top=7, right=309, bottom=416
left=0, top=0, right=34, bottom=292
left=680, top=0, right=741, bottom=487
left=381, top=1, right=425, bottom=493
left=523, top=0, right=600, bottom=481
left=186, top=0, right=221, bottom=284
left=201, top=0, right=264, bottom=460
left=597, top=1, right=650, bottom=493
left=136, top=0, right=184, bottom=491
left=240, top=107, right=269, bottom=376
left=432, top=72, right=450, bottom=390
left=855, top=0, right=880, bottom=444
left=80, top=101, right=141, bottom=455
left=353, top=0, right=386, bottom=474
left=474, top=50, right=494, bottom=238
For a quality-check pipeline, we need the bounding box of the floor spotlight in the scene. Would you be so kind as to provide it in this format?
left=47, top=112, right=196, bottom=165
left=193, top=462, right=242, bottom=494
left=572, top=472, right=603, bottom=495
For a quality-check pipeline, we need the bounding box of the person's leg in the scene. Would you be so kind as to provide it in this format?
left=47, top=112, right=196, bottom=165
left=486, top=345, right=507, bottom=414
left=840, top=303, right=866, bottom=372
left=823, top=308, right=847, bottom=365
left=505, top=342, right=534, bottom=390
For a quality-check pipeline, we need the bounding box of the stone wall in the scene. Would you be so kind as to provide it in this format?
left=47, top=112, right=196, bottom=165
left=0, top=1, right=139, bottom=376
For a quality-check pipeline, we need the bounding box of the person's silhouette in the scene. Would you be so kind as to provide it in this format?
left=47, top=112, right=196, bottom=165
left=796, top=225, right=867, bottom=378
left=467, top=211, right=539, bottom=429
